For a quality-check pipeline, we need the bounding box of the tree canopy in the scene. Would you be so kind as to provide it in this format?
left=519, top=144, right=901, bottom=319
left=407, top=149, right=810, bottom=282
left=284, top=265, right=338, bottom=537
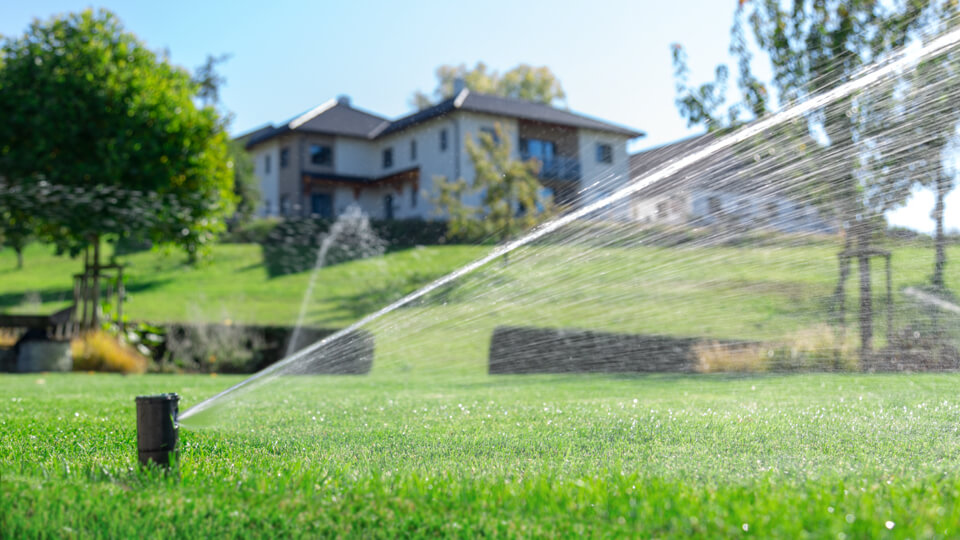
left=0, top=9, right=234, bottom=261
left=411, top=62, right=566, bottom=110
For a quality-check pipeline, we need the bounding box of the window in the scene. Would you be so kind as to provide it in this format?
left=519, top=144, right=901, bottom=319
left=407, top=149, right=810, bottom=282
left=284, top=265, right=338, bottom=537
left=410, top=139, right=417, bottom=161
left=410, top=185, right=418, bottom=208
left=708, top=196, right=722, bottom=216
left=280, top=195, right=290, bottom=216
left=520, top=138, right=556, bottom=164
left=656, top=201, right=668, bottom=218
left=264, top=154, right=271, bottom=173
left=280, top=147, right=289, bottom=168
left=310, top=144, right=332, bottom=166
left=596, top=143, right=613, bottom=164
left=384, top=194, right=395, bottom=220
left=382, top=147, right=393, bottom=169
left=440, top=129, right=448, bottom=151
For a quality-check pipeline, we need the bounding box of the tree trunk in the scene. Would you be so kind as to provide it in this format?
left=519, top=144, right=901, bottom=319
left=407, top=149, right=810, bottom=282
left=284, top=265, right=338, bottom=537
left=90, top=235, right=101, bottom=329
left=15, top=247, right=23, bottom=269
left=932, top=173, right=948, bottom=290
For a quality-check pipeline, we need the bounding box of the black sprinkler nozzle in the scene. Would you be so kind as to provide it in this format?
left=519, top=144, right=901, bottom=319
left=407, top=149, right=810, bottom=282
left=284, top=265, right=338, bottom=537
left=135, top=393, right=180, bottom=468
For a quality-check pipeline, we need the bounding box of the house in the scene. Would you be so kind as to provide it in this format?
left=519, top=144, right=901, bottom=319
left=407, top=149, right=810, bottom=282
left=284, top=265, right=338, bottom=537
left=240, top=86, right=644, bottom=221
left=628, top=133, right=836, bottom=234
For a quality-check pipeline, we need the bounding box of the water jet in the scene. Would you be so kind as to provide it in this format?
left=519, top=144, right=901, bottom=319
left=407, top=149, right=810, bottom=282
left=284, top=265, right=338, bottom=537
left=135, top=393, right=180, bottom=468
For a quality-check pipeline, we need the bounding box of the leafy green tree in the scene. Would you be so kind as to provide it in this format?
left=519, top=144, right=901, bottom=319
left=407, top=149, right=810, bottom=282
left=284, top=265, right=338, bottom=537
left=897, top=37, right=960, bottom=291
left=411, top=62, right=566, bottom=110
left=671, top=1, right=938, bottom=355
left=433, top=124, right=553, bottom=243
left=0, top=9, right=234, bottom=265
left=0, top=200, right=32, bottom=269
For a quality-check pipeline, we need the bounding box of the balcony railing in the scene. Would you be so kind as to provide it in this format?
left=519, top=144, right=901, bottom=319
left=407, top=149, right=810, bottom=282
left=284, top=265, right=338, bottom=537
left=521, top=154, right=581, bottom=181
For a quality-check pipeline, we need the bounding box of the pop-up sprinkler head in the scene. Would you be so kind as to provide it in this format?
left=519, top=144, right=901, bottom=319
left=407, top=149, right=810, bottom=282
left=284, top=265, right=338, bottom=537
left=135, top=393, right=179, bottom=468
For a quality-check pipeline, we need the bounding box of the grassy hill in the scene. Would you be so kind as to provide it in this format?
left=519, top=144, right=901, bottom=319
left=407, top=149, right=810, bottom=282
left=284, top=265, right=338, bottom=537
left=1, top=241, right=957, bottom=337
left=0, top=243, right=488, bottom=327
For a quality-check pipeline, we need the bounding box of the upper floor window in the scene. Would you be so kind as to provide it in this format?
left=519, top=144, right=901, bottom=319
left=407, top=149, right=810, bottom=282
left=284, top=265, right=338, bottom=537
left=440, top=129, right=448, bottom=152
left=280, top=147, right=290, bottom=168
left=410, top=139, right=417, bottom=161
left=264, top=154, right=271, bottom=173
left=310, top=144, right=333, bottom=166
left=382, top=147, right=394, bottom=169
left=520, top=138, right=556, bottom=164
left=596, top=143, right=613, bottom=164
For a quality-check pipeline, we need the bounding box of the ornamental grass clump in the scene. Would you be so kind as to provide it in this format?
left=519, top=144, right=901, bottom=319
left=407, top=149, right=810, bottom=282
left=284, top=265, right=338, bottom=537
left=71, top=331, right=148, bottom=374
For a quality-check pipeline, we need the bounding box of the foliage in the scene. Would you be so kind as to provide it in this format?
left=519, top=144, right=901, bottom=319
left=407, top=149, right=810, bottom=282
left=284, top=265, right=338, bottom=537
left=192, top=53, right=231, bottom=108
left=227, top=139, right=260, bottom=226
left=669, top=1, right=944, bottom=354
left=70, top=331, right=148, bottom=374
left=411, top=62, right=566, bottom=109
left=0, top=9, right=235, bottom=262
left=221, top=217, right=283, bottom=244
left=0, top=193, right=32, bottom=269
left=433, top=124, right=553, bottom=243
left=259, top=215, right=386, bottom=277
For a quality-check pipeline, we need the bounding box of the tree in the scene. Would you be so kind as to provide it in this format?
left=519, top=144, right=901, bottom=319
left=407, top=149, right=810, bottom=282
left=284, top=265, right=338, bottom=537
left=0, top=198, right=33, bottom=269
left=411, top=62, right=566, bottom=110
left=228, top=139, right=260, bottom=225
left=0, top=9, right=234, bottom=266
left=671, top=1, right=938, bottom=357
left=193, top=53, right=232, bottom=109
left=433, top=124, right=553, bottom=244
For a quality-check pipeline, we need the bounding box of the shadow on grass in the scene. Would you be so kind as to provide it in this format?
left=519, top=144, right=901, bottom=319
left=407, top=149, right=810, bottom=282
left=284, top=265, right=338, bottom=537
left=313, top=270, right=453, bottom=321
left=0, top=279, right=173, bottom=313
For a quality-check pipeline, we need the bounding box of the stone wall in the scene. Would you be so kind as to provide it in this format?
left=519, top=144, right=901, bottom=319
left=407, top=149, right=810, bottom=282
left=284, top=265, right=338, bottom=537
left=489, top=326, right=703, bottom=374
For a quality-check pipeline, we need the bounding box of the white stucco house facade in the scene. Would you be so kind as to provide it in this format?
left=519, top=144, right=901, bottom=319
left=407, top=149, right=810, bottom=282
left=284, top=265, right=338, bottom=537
left=239, top=88, right=644, bottom=221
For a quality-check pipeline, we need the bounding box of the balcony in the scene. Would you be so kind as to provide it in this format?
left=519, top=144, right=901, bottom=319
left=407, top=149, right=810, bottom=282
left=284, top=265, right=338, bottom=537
left=521, top=154, right=581, bottom=181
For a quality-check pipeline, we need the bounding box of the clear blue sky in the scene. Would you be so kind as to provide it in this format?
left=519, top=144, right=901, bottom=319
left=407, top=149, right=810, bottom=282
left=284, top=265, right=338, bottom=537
left=1, top=0, right=955, bottom=232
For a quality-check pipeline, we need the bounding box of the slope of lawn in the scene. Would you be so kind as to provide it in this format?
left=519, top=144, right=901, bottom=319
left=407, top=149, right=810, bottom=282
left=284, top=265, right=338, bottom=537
left=1, top=242, right=957, bottom=369
left=0, top=243, right=488, bottom=327
left=5, top=372, right=960, bottom=537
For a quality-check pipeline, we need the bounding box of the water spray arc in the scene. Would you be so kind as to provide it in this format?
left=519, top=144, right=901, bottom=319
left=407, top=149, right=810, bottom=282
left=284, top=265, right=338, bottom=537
left=179, top=24, right=960, bottom=422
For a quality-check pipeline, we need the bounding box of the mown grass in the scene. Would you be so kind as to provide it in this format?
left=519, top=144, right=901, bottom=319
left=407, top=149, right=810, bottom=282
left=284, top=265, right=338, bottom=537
left=0, top=243, right=487, bottom=327
left=1, top=242, right=956, bottom=340
left=5, top=373, right=960, bottom=537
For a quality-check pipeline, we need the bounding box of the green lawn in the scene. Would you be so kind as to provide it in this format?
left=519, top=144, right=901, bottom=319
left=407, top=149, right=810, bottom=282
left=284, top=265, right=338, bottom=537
left=5, top=372, right=960, bottom=537
left=0, top=243, right=488, bottom=327
left=1, top=242, right=956, bottom=342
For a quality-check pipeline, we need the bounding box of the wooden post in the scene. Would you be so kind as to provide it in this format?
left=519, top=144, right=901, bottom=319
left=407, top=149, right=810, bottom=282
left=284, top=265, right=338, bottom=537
left=117, top=266, right=125, bottom=326
left=885, top=253, right=893, bottom=343
left=91, top=237, right=101, bottom=328
left=80, top=248, right=90, bottom=329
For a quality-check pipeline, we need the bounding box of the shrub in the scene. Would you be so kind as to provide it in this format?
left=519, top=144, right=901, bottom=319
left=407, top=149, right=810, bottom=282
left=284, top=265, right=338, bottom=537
left=71, top=331, right=148, bottom=374
left=766, top=325, right=858, bottom=372
left=694, top=341, right=767, bottom=373
left=259, top=214, right=386, bottom=277
left=222, top=218, right=282, bottom=244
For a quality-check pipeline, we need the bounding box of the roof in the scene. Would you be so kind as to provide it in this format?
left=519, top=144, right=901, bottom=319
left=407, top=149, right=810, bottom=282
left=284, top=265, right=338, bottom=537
left=244, top=99, right=389, bottom=148
left=243, top=90, right=643, bottom=148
